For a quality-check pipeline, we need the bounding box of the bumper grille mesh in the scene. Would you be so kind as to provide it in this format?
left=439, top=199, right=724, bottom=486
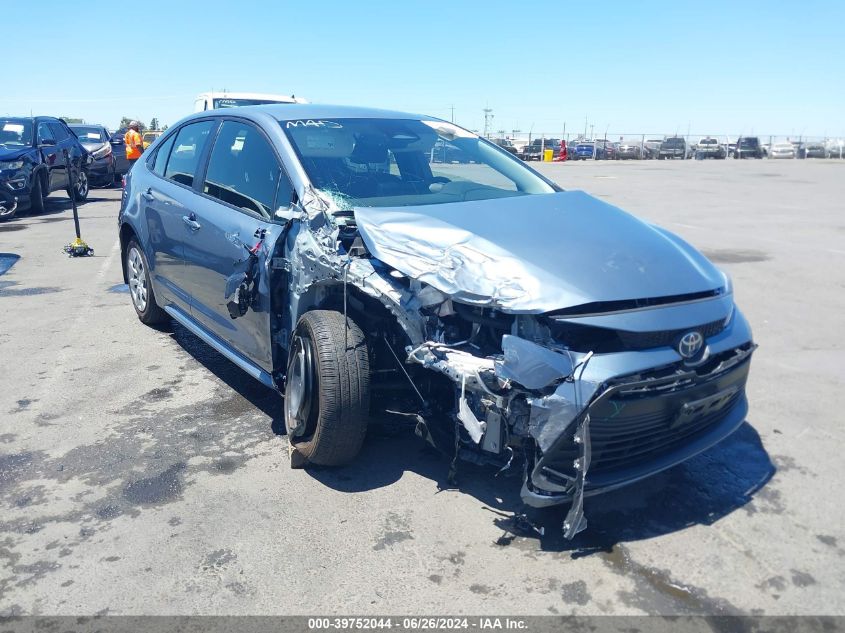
left=587, top=389, right=742, bottom=473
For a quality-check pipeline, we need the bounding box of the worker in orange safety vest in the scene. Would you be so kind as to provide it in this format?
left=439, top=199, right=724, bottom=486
left=124, top=121, right=144, bottom=165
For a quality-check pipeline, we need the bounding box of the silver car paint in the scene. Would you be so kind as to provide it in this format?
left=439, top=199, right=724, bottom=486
left=353, top=191, right=726, bottom=314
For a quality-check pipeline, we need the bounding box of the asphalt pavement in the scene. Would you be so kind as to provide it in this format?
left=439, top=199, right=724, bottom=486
left=1, top=159, right=843, bottom=616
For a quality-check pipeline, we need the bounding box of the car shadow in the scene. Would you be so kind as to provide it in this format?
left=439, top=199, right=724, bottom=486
left=523, top=421, right=774, bottom=556
left=24, top=196, right=113, bottom=219
left=163, top=319, right=774, bottom=554
left=310, top=420, right=774, bottom=556
left=167, top=321, right=285, bottom=432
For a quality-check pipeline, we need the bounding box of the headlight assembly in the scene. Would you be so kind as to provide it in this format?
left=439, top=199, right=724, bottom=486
left=0, top=160, right=24, bottom=170
left=719, top=269, right=734, bottom=296
left=91, top=144, right=112, bottom=160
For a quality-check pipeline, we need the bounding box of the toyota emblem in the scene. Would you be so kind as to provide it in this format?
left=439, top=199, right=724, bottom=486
left=678, top=331, right=704, bottom=359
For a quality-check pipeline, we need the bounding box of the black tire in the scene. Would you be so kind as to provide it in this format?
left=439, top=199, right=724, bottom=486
left=100, top=165, right=115, bottom=189
left=30, top=173, right=45, bottom=214
left=284, top=310, right=370, bottom=466
left=125, top=238, right=169, bottom=326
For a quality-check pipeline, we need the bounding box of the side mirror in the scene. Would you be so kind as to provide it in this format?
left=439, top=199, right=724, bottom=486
left=111, top=138, right=124, bottom=146
left=39, top=139, right=56, bottom=147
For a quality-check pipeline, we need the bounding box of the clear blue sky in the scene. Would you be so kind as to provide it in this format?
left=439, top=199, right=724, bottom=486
left=4, top=0, right=843, bottom=137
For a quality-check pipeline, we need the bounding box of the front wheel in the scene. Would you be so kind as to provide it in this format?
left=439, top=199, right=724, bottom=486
left=30, top=173, right=46, bottom=214
left=285, top=310, right=370, bottom=467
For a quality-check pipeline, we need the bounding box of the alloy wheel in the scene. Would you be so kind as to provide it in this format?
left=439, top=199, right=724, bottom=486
left=76, top=171, right=88, bottom=198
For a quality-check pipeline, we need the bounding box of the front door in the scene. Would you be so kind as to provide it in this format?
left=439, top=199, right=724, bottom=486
left=179, top=119, right=293, bottom=372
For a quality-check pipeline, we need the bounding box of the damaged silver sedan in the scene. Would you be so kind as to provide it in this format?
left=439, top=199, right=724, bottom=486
left=118, top=105, right=755, bottom=537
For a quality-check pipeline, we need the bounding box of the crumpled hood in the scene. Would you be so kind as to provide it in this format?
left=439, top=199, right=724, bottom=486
left=353, top=190, right=725, bottom=313
left=0, top=146, right=32, bottom=161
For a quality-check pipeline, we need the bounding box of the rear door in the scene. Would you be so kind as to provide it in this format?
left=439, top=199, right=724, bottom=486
left=141, top=119, right=217, bottom=313
left=109, top=128, right=130, bottom=174
left=50, top=121, right=84, bottom=187
left=180, top=118, right=293, bottom=371
left=110, top=130, right=130, bottom=174
left=36, top=121, right=65, bottom=191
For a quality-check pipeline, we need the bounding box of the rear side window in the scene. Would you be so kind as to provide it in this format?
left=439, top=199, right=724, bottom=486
left=164, top=120, right=215, bottom=187
left=151, top=133, right=177, bottom=177
left=203, top=120, right=287, bottom=218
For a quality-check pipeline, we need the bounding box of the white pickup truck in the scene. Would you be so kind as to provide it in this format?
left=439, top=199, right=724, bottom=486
left=695, top=137, right=726, bottom=159
left=194, top=91, right=307, bottom=112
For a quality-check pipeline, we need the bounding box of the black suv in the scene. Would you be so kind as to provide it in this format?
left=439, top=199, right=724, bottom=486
left=0, top=116, right=90, bottom=219
left=520, top=138, right=560, bottom=161
left=492, top=138, right=519, bottom=155
left=658, top=137, right=686, bottom=159
left=734, top=136, right=764, bottom=159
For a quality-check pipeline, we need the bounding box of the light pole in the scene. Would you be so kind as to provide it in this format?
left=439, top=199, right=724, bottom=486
left=483, top=107, right=494, bottom=139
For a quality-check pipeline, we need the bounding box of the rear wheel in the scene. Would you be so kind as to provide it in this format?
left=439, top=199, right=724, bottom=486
left=125, top=239, right=169, bottom=326
left=285, top=310, right=370, bottom=466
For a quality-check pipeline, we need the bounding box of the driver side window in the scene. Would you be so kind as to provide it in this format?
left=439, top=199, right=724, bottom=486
left=203, top=120, right=289, bottom=219
left=37, top=122, right=54, bottom=145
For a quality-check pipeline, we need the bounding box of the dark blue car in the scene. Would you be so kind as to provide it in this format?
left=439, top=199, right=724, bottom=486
left=572, top=142, right=595, bottom=160
left=119, top=105, right=754, bottom=537
left=0, top=116, right=90, bottom=219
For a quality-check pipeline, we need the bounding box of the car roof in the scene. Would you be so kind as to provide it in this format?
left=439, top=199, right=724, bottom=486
left=188, top=103, right=437, bottom=123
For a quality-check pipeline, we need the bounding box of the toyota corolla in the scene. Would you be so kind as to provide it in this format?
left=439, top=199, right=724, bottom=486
left=118, top=105, right=755, bottom=537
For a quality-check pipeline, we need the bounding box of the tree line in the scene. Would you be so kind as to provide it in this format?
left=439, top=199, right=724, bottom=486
left=118, top=117, right=167, bottom=132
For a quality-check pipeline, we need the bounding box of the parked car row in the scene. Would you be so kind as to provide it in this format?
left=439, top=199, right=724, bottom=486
left=501, top=134, right=842, bottom=162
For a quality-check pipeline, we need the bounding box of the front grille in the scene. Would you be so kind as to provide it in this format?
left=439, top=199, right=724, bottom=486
left=536, top=352, right=751, bottom=486
left=547, top=317, right=726, bottom=354
left=616, top=318, right=725, bottom=350
left=587, top=388, right=742, bottom=473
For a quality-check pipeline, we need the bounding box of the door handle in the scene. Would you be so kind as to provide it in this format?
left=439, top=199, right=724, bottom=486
left=182, top=213, right=201, bottom=231
left=141, top=187, right=154, bottom=202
